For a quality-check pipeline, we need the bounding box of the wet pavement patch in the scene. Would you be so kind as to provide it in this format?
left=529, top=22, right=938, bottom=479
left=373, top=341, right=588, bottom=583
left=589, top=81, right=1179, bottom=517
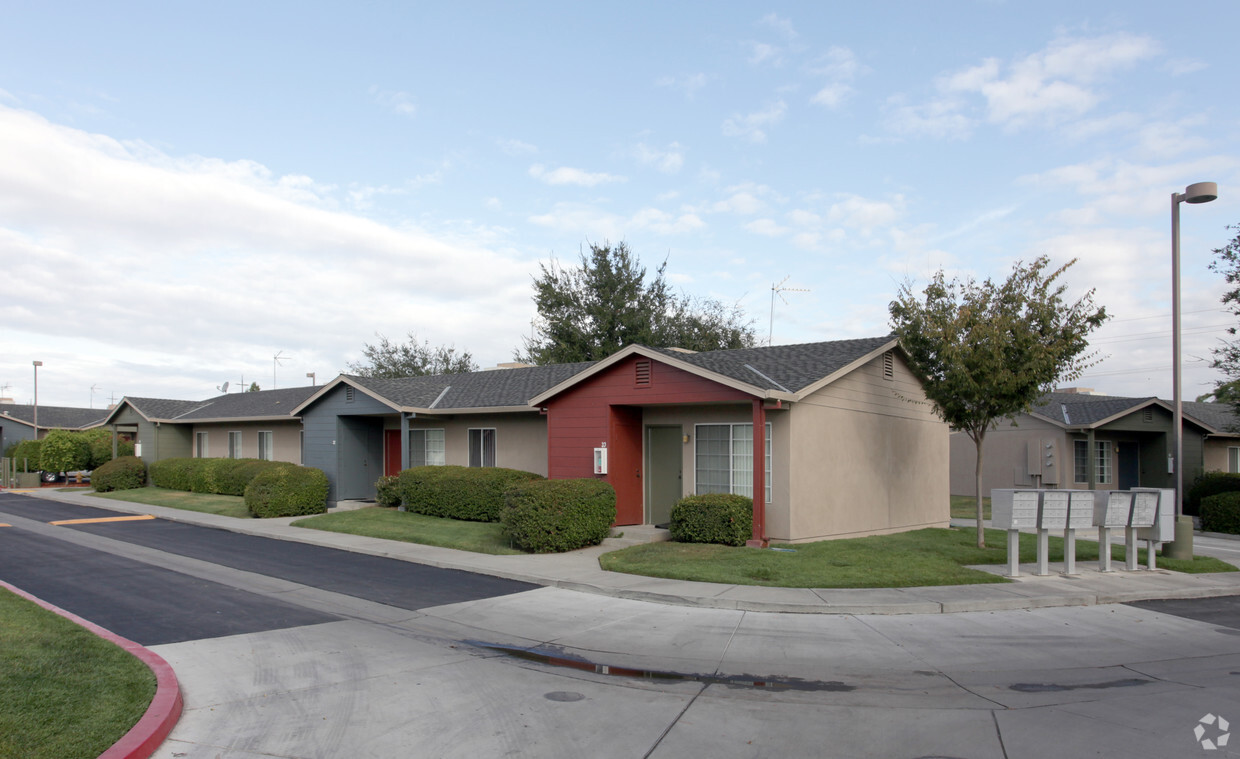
left=1009, top=678, right=1150, bottom=693
left=472, top=642, right=856, bottom=692
left=544, top=691, right=585, bottom=702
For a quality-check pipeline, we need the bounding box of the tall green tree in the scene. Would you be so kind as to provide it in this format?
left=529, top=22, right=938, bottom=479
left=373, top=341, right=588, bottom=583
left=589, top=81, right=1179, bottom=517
left=518, top=241, right=756, bottom=364
left=38, top=430, right=91, bottom=474
left=889, top=256, right=1107, bottom=547
left=347, top=333, right=478, bottom=378
left=1208, top=224, right=1240, bottom=422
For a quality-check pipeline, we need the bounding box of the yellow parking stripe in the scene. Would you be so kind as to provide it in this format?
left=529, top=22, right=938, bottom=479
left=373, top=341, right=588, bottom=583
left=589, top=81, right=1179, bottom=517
left=0, top=523, right=10, bottom=527
left=50, top=515, right=156, bottom=526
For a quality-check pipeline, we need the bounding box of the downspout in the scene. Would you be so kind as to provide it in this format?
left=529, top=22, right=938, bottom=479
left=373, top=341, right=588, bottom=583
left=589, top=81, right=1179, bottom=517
left=747, top=398, right=768, bottom=548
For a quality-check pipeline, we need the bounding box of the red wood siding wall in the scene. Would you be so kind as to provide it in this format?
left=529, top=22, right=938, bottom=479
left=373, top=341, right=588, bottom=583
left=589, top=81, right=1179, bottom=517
left=383, top=429, right=401, bottom=476
left=544, top=355, right=754, bottom=525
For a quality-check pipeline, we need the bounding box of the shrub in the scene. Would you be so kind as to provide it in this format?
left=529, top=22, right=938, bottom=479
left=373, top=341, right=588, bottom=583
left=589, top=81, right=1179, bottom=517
left=244, top=466, right=329, bottom=518
left=669, top=493, right=753, bottom=546
left=1187, top=472, right=1240, bottom=517
left=500, top=478, right=616, bottom=553
left=9, top=439, right=43, bottom=471
left=81, top=427, right=134, bottom=469
left=374, top=475, right=402, bottom=507
left=149, top=457, right=286, bottom=495
left=1201, top=492, right=1240, bottom=535
left=38, top=430, right=91, bottom=474
left=92, top=456, right=147, bottom=492
left=397, top=465, right=544, bottom=522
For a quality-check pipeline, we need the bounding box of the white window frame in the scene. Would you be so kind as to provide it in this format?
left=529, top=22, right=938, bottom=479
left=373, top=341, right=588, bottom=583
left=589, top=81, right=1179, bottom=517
left=693, top=422, right=772, bottom=503
left=195, top=431, right=208, bottom=458
left=257, top=430, right=274, bottom=461
left=468, top=428, right=496, bottom=468
left=409, top=428, right=446, bottom=467
left=1229, top=446, right=1240, bottom=474
left=227, top=431, right=243, bottom=459
left=1094, top=440, right=1112, bottom=484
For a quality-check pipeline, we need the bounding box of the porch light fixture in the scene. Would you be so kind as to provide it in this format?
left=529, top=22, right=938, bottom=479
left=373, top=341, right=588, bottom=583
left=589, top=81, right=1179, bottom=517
left=1168, top=181, right=1218, bottom=560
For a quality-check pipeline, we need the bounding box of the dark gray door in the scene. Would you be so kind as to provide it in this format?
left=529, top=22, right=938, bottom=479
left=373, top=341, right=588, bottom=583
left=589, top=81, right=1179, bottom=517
left=647, top=426, right=683, bottom=527
left=1118, top=442, right=1140, bottom=490
left=337, top=417, right=384, bottom=500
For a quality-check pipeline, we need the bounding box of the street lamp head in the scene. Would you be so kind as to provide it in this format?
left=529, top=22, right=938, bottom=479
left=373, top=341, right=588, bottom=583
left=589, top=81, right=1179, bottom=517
left=1184, top=181, right=1218, bottom=204
left=32, top=360, right=42, bottom=367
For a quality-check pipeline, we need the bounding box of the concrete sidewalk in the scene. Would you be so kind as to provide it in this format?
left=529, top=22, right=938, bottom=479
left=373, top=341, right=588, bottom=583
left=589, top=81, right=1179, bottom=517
left=20, top=488, right=1240, bottom=615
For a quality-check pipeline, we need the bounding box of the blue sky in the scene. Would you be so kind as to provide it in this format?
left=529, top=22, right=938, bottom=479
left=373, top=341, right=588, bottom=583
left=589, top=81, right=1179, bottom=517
left=1, top=1, right=1237, bottom=408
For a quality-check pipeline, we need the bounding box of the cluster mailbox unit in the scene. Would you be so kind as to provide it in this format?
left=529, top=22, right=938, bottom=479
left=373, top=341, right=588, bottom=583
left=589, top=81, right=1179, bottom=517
left=991, top=488, right=1173, bottom=578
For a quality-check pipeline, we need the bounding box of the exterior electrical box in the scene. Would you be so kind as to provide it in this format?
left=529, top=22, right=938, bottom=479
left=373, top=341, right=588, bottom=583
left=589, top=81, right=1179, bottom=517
left=593, top=446, right=607, bottom=475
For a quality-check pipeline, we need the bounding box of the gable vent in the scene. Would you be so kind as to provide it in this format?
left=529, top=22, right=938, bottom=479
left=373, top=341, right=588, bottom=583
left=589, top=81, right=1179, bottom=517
left=345, top=386, right=355, bottom=403
left=635, top=359, right=652, bottom=387
left=882, top=351, right=895, bottom=380
left=1142, top=408, right=1153, bottom=423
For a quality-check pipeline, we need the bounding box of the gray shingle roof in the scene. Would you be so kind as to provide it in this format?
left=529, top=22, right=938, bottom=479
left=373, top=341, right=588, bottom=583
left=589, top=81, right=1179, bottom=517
left=0, top=404, right=108, bottom=429
left=1030, top=392, right=1157, bottom=427
left=653, top=336, right=895, bottom=394
left=350, top=362, right=596, bottom=410
left=174, top=386, right=319, bottom=420
left=1183, top=401, right=1240, bottom=434
left=123, top=397, right=213, bottom=421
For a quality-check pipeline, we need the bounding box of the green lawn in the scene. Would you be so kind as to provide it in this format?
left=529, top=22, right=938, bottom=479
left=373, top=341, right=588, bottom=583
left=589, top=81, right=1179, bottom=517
left=293, top=507, right=526, bottom=555
left=950, top=494, right=991, bottom=521
left=88, top=486, right=252, bottom=519
left=0, top=589, right=155, bottom=759
left=598, top=526, right=1236, bottom=588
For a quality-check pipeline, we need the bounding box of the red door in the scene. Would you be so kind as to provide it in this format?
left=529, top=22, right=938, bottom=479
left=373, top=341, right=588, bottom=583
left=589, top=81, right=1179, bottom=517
left=608, top=406, right=643, bottom=525
left=383, top=429, right=401, bottom=476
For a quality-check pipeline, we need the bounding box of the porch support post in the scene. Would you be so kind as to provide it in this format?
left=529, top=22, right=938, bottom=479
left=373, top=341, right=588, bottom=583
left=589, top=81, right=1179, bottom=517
left=400, top=413, right=410, bottom=470
left=746, top=398, right=768, bottom=548
left=111, top=423, right=118, bottom=459
left=1087, top=429, right=1096, bottom=491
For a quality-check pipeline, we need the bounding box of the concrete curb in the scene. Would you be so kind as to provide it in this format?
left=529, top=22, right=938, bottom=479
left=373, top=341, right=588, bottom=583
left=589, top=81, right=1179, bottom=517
left=0, top=579, right=183, bottom=759
left=20, top=489, right=1240, bottom=615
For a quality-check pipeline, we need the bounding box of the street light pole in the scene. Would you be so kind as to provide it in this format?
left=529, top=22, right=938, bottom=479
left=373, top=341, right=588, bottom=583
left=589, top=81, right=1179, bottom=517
left=1167, top=181, right=1218, bottom=561
left=32, top=360, right=42, bottom=439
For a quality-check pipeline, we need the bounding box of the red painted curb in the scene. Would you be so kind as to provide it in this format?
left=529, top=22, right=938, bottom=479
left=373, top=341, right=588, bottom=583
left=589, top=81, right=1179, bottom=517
left=0, top=580, right=183, bottom=759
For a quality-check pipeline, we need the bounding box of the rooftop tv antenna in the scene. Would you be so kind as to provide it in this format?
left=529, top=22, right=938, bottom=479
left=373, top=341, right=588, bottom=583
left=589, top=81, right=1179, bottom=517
left=769, top=276, right=810, bottom=345
left=216, top=381, right=230, bottom=394
left=273, top=351, right=291, bottom=389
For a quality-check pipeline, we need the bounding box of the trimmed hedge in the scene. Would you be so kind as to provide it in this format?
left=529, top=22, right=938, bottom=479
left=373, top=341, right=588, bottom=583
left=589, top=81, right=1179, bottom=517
left=149, top=457, right=287, bottom=496
left=244, top=466, right=329, bottom=518
left=1201, top=492, right=1240, bottom=535
left=501, top=479, right=616, bottom=553
left=397, top=465, right=544, bottom=522
left=1187, top=472, right=1240, bottom=517
left=9, top=439, right=43, bottom=472
left=375, top=475, right=402, bottom=507
left=669, top=493, right=753, bottom=546
left=92, top=456, right=147, bottom=492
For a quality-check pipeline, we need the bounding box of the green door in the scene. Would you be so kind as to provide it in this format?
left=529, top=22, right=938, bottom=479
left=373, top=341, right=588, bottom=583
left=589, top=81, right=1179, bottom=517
left=647, top=426, right=683, bottom=527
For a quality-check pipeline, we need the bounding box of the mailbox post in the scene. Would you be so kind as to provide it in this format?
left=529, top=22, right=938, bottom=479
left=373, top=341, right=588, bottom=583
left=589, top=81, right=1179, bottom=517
left=992, top=489, right=1039, bottom=577
left=1134, top=488, right=1175, bottom=571
left=1127, top=490, right=1160, bottom=570
left=1039, top=490, right=1068, bottom=576
left=1096, top=491, right=1132, bottom=573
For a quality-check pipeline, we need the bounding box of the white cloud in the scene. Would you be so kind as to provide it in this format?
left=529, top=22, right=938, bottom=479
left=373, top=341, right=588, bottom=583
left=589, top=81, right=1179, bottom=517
left=745, top=218, right=788, bottom=237
left=528, top=164, right=625, bottom=187
left=810, top=83, right=853, bottom=108
left=655, top=73, right=708, bottom=99
left=883, top=96, right=973, bottom=139
left=368, top=86, right=416, bottom=117
left=527, top=202, right=703, bottom=237
left=759, top=13, right=797, bottom=39
left=812, top=46, right=862, bottom=81
left=747, top=42, right=782, bottom=66
left=722, top=100, right=787, bottom=143
left=827, top=194, right=903, bottom=232
left=631, top=207, right=705, bottom=234
left=0, top=105, right=538, bottom=403
left=634, top=142, right=684, bottom=174
left=941, top=33, right=1160, bottom=129
left=497, top=138, right=538, bottom=156
left=1165, top=58, right=1207, bottom=76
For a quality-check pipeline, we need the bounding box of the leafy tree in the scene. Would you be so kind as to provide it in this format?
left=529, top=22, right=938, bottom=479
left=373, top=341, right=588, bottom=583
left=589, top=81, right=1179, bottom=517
left=1196, top=379, right=1240, bottom=405
left=518, top=241, right=757, bottom=364
left=247, top=382, right=261, bottom=392
left=1209, top=224, right=1240, bottom=418
left=81, top=427, right=134, bottom=469
left=889, top=256, right=1107, bottom=547
left=9, top=439, right=42, bottom=471
left=38, top=430, right=91, bottom=474
left=347, top=333, right=478, bottom=378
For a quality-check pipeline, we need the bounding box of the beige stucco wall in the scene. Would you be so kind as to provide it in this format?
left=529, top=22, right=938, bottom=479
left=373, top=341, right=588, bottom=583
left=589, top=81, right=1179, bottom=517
left=398, top=413, right=549, bottom=476
left=191, top=421, right=303, bottom=464
left=950, top=417, right=1069, bottom=496
left=1205, top=438, right=1239, bottom=473
left=784, top=351, right=949, bottom=543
